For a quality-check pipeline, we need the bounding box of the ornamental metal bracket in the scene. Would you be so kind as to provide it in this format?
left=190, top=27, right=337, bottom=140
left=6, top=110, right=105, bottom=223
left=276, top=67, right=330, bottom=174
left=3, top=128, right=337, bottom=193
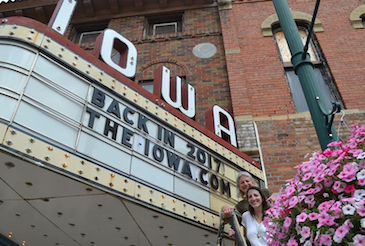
left=316, top=97, right=341, bottom=137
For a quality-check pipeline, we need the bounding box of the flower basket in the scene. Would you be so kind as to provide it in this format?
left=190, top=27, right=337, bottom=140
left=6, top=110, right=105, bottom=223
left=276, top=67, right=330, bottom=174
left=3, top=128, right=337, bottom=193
left=265, top=125, right=365, bottom=246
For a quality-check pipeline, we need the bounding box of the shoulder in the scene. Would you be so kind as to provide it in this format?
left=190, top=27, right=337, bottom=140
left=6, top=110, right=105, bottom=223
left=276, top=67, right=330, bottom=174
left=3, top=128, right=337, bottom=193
left=242, top=211, right=254, bottom=222
left=235, top=199, right=249, bottom=214
left=241, top=211, right=251, bottom=227
left=262, top=188, right=272, bottom=198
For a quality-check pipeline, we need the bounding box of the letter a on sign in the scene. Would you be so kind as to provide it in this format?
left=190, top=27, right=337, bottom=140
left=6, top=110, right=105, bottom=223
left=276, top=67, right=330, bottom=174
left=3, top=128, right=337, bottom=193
left=94, top=29, right=137, bottom=78
left=154, top=66, right=195, bottom=118
left=205, top=105, right=237, bottom=147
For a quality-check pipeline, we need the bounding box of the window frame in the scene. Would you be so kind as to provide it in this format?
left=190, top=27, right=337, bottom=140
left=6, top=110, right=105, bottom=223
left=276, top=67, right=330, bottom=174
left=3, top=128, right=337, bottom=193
left=272, top=24, right=343, bottom=113
left=69, top=21, right=109, bottom=47
left=144, top=13, right=183, bottom=36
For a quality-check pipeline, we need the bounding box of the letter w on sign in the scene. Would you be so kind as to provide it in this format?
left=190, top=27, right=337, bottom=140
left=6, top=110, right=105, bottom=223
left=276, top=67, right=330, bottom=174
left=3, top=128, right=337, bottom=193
left=153, top=66, right=195, bottom=118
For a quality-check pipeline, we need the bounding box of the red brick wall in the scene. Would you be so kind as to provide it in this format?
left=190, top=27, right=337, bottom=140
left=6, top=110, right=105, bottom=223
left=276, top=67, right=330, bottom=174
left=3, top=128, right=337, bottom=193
left=220, top=0, right=365, bottom=191
left=109, top=7, right=233, bottom=125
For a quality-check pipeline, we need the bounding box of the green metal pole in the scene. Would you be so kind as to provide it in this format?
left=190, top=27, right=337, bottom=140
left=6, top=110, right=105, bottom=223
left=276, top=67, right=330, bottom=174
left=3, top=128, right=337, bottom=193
left=272, top=0, right=338, bottom=150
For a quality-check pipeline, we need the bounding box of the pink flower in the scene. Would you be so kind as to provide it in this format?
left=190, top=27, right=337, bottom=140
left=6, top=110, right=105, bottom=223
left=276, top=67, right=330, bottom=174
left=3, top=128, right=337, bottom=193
left=318, top=201, right=334, bottom=212
left=353, top=234, right=365, bottom=245
left=332, top=181, right=344, bottom=193
left=334, top=225, right=349, bottom=239
left=304, top=188, right=316, bottom=195
left=358, top=178, right=365, bottom=186
left=308, top=212, right=318, bottom=221
left=344, top=184, right=355, bottom=193
left=288, top=196, right=298, bottom=208
left=323, top=178, right=333, bottom=187
left=296, top=212, right=308, bottom=223
left=288, top=238, right=298, bottom=246
left=319, top=234, right=332, bottom=246
left=328, top=164, right=339, bottom=176
left=300, top=226, right=311, bottom=239
left=283, top=216, right=292, bottom=231
left=356, top=207, right=365, bottom=216
left=304, top=195, right=314, bottom=204
left=330, top=201, right=342, bottom=214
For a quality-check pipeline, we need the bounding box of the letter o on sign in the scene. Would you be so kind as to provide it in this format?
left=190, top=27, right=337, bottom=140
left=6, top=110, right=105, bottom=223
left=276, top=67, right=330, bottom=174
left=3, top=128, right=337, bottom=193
left=100, top=29, right=137, bottom=78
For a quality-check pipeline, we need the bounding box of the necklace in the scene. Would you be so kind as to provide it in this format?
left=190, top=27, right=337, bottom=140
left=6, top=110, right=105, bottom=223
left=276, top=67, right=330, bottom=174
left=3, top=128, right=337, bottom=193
left=254, top=215, right=262, bottom=239
left=256, top=221, right=261, bottom=238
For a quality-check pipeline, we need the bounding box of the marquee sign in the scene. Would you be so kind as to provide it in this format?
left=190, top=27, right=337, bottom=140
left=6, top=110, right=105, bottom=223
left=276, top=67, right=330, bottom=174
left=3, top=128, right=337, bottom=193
left=0, top=15, right=264, bottom=216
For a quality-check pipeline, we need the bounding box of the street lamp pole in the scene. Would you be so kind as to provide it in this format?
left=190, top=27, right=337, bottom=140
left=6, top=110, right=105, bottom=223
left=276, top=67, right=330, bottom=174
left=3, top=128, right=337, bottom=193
left=272, top=0, right=340, bottom=150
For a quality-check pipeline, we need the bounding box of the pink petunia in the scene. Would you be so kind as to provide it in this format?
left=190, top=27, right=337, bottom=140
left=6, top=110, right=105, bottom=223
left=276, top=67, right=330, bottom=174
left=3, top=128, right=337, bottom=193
left=283, top=216, right=292, bottom=231
left=344, top=184, right=355, bottom=193
left=334, top=225, right=349, bottom=239
left=319, top=234, right=332, bottom=246
left=300, top=226, right=311, bottom=239
left=308, top=212, right=318, bottom=221
left=296, top=212, right=308, bottom=223
left=332, top=181, right=345, bottom=193
left=304, top=195, right=314, bottom=204
left=324, top=178, right=333, bottom=187
left=318, top=201, right=334, bottom=212
left=289, top=196, right=299, bottom=208
left=358, top=178, right=365, bottom=186
left=287, top=238, right=298, bottom=246
left=353, top=234, right=365, bottom=245
left=357, top=207, right=365, bottom=217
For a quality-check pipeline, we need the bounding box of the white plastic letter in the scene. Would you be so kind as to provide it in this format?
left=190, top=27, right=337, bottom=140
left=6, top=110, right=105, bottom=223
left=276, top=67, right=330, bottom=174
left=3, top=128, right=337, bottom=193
left=212, top=105, right=237, bottom=147
left=48, top=0, right=77, bottom=35
left=161, top=66, right=195, bottom=118
left=100, top=29, right=137, bottom=78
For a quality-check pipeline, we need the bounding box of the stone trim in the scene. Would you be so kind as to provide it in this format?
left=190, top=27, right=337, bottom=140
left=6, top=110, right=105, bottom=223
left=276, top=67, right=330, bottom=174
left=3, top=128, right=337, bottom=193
left=349, top=4, right=365, bottom=29
left=261, top=11, right=324, bottom=37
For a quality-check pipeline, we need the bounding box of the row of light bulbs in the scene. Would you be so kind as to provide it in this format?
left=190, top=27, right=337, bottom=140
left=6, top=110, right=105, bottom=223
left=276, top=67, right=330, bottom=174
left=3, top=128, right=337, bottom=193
left=8, top=232, right=26, bottom=245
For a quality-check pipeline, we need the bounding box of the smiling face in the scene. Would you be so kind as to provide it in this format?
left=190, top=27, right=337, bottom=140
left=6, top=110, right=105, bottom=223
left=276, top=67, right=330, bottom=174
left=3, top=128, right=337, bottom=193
left=238, top=175, right=254, bottom=194
left=247, top=189, right=263, bottom=209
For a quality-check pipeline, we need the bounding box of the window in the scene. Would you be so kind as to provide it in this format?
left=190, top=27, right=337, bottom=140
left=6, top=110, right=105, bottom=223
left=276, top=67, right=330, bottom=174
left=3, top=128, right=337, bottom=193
left=69, top=21, right=109, bottom=47
left=138, top=76, right=187, bottom=94
left=273, top=25, right=342, bottom=113
left=139, top=79, right=154, bottom=93
left=144, top=13, right=183, bottom=36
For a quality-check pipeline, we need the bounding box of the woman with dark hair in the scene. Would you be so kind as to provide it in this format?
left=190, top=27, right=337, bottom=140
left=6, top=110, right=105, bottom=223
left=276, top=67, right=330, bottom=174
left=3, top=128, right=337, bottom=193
left=241, top=186, right=269, bottom=246
left=222, top=171, right=272, bottom=215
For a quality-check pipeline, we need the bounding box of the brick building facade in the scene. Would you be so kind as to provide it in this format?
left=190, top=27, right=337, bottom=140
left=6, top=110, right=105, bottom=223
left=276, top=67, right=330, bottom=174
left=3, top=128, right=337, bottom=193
left=73, top=0, right=365, bottom=192
left=67, top=0, right=365, bottom=192
left=1, top=0, right=365, bottom=192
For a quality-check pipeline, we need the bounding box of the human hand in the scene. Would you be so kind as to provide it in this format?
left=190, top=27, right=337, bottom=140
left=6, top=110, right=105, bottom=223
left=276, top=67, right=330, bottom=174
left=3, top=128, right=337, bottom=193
left=228, top=228, right=235, bottom=238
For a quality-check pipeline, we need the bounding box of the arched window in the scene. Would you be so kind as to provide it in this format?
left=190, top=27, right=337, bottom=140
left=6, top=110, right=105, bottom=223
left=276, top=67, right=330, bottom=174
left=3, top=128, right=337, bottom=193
left=349, top=5, right=365, bottom=29
left=262, top=13, right=342, bottom=113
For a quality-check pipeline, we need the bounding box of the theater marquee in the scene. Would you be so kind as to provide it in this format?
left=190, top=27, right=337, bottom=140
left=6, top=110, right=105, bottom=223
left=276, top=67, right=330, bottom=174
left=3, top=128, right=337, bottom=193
left=0, top=17, right=264, bottom=221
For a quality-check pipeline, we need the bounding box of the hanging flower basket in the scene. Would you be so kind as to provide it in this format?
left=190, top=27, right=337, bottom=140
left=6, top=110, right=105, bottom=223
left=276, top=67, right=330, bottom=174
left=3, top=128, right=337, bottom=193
left=265, top=125, right=365, bottom=246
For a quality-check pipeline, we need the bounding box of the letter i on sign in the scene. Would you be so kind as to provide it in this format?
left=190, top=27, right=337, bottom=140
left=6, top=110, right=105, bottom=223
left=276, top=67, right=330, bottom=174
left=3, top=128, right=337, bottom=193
left=48, top=0, right=78, bottom=35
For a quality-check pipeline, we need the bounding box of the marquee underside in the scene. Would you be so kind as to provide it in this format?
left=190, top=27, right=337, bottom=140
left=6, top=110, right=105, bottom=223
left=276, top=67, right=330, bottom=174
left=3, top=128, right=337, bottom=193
left=0, top=149, right=233, bottom=246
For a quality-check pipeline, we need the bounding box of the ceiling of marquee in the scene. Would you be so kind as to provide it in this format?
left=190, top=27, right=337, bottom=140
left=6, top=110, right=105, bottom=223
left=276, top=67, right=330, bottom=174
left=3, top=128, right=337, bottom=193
left=0, top=150, right=234, bottom=246
left=0, top=0, right=215, bottom=24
